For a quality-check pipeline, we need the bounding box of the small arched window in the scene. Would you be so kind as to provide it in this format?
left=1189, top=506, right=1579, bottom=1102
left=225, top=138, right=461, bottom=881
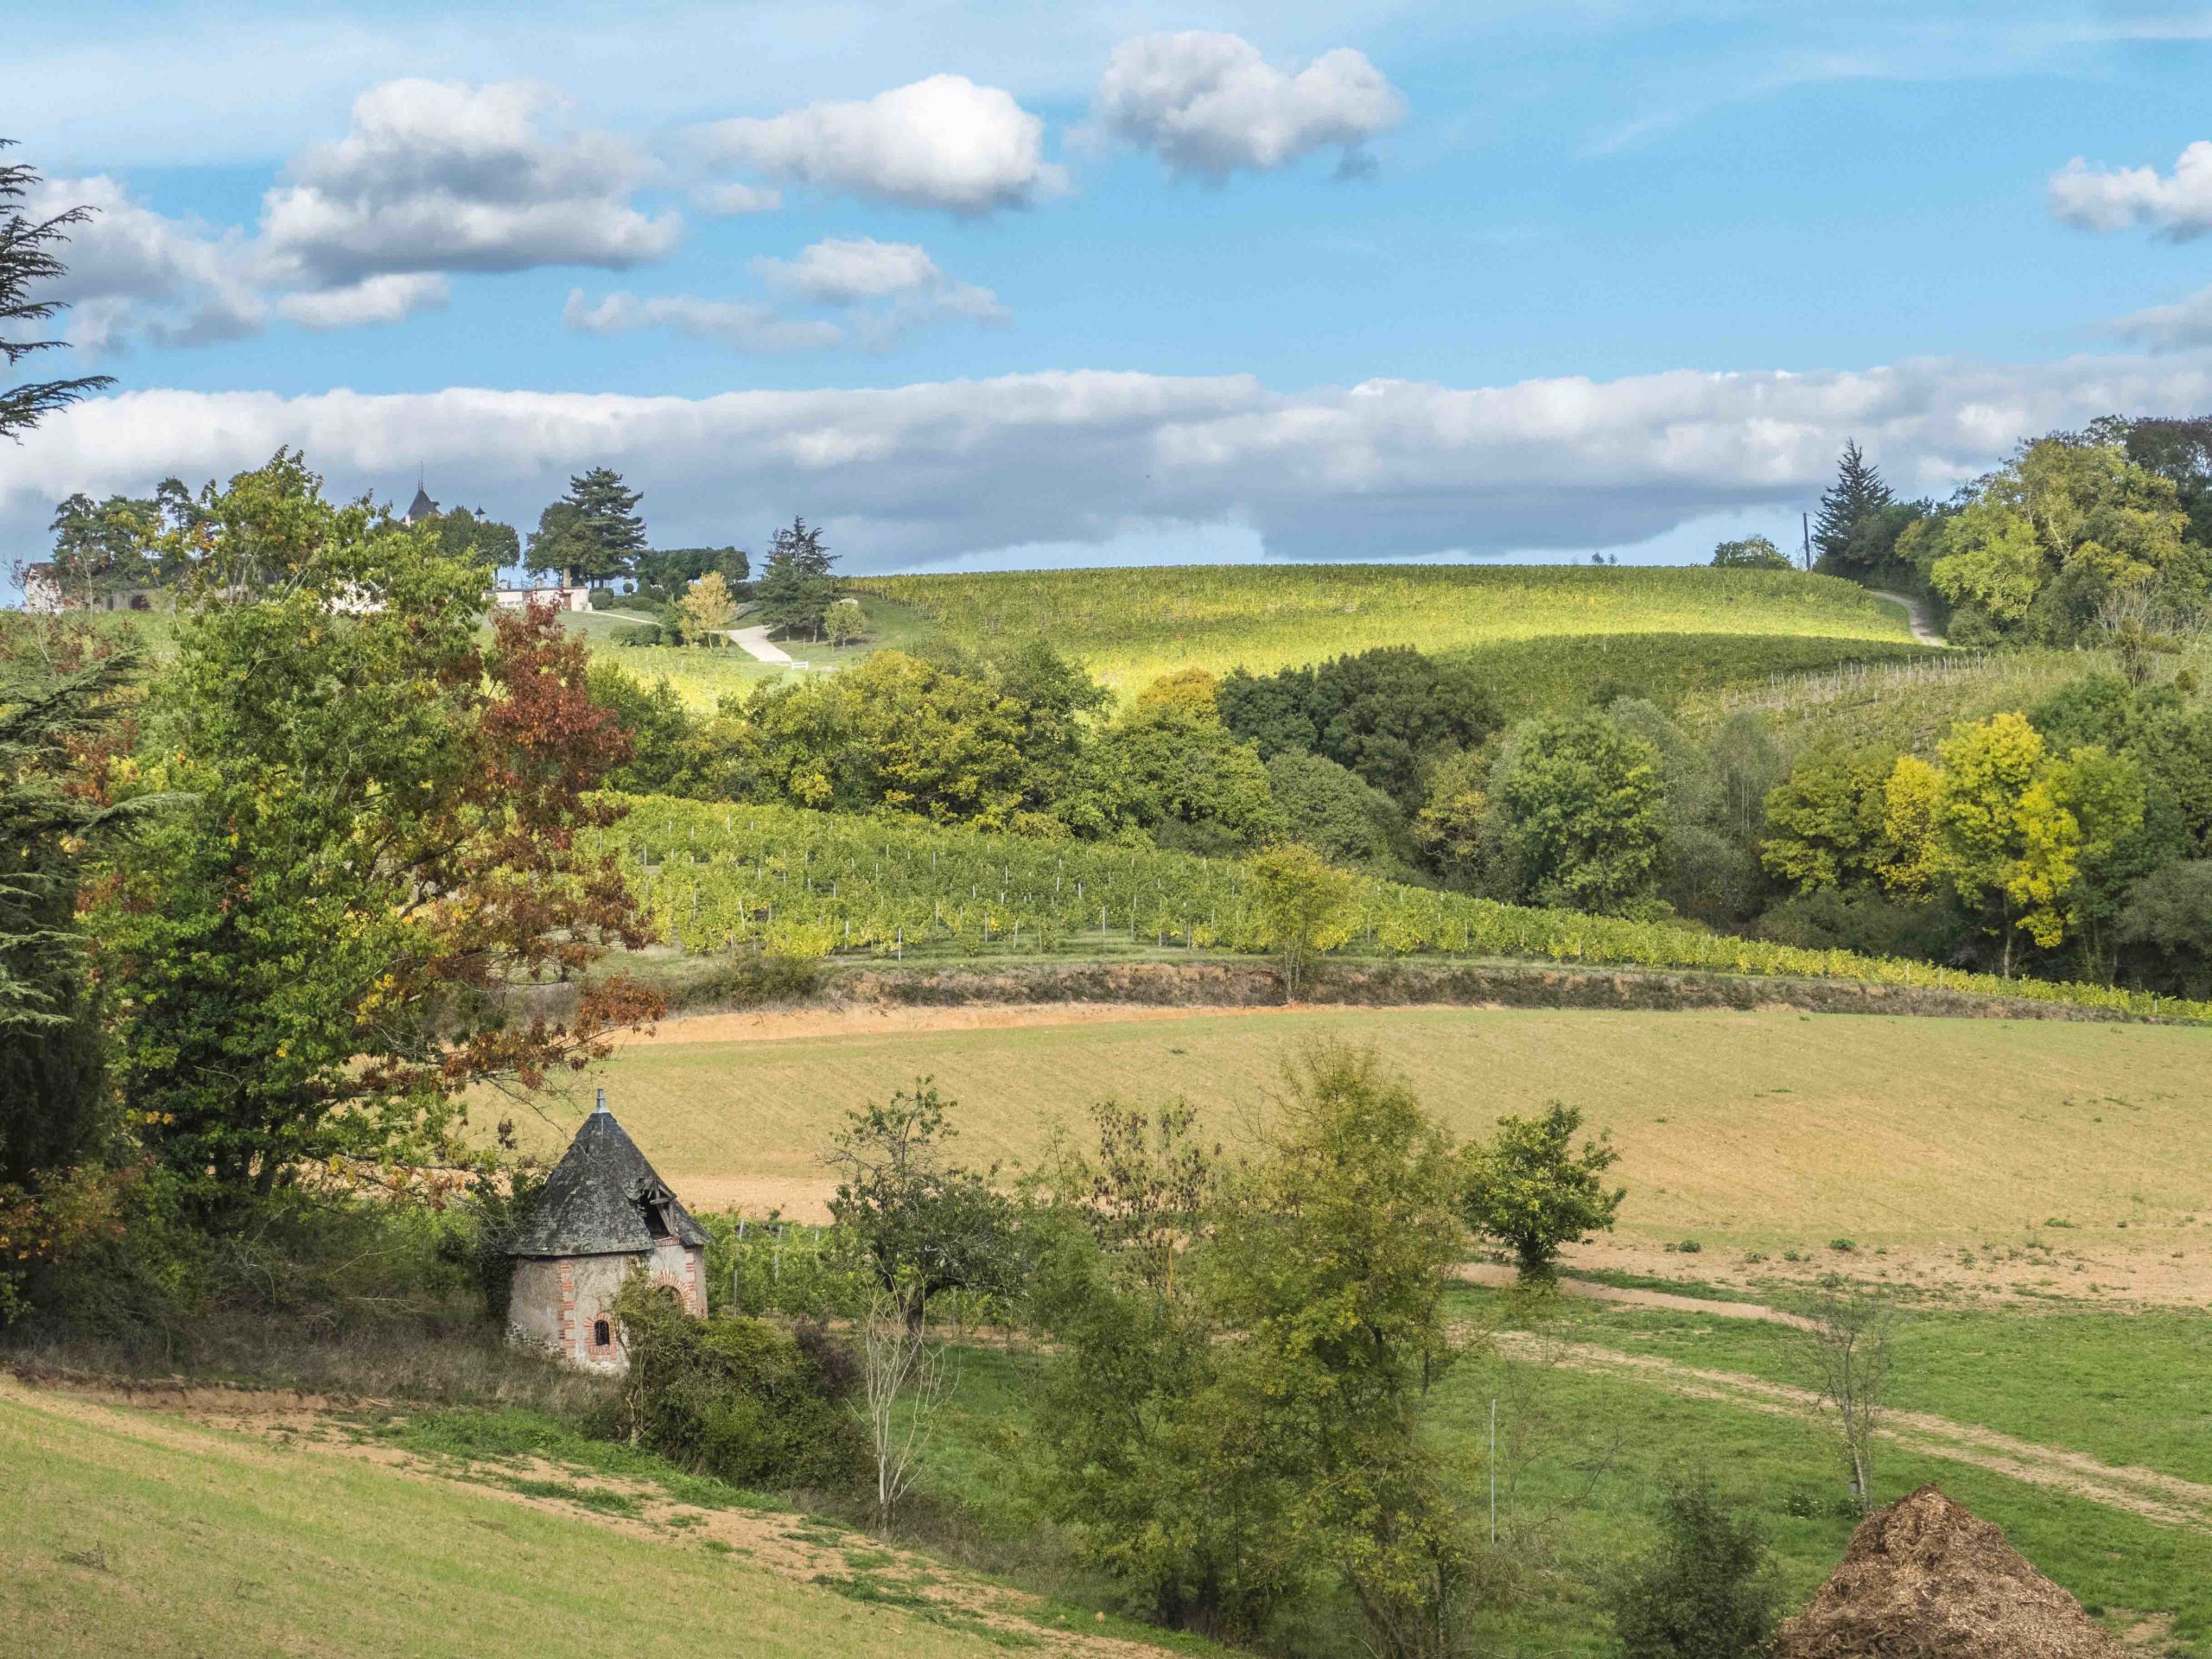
left=592, top=1318, right=612, bottom=1347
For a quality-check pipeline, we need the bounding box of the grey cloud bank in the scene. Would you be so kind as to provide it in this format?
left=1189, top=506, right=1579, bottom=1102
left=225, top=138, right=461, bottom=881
left=11, top=353, right=2212, bottom=569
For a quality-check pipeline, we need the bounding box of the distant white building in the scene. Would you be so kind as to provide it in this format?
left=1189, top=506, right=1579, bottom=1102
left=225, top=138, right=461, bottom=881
left=21, top=563, right=61, bottom=614
left=19, top=563, right=164, bottom=614
left=491, top=582, right=591, bottom=613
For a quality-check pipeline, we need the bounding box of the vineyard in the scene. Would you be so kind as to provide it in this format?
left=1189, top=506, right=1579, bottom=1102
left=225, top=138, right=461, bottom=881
left=847, top=564, right=1918, bottom=695
left=602, top=794, right=2212, bottom=1023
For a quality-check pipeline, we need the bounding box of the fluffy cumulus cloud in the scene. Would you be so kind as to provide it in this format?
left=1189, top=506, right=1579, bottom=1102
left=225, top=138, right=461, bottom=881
left=1092, top=32, right=1405, bottom=179
left=700, top=75, right=1065, bottom=214
left=2051, top=141, right=2212, bottom=238
left=14, top=353, right=2212, bottom=568
left=29, top=175, right=264, bottom=351
left=260, top=78, right=682, bottom=296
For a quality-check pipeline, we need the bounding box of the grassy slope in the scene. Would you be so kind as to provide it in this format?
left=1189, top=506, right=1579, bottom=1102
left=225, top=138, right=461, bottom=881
left=505, top=1007, right=2212, bottom=1256
left=0, top=1382, right=1016, bottom=1659
left=575, top=595, right=939, bottom=710
left=849, top=566, right=1917, bottom=696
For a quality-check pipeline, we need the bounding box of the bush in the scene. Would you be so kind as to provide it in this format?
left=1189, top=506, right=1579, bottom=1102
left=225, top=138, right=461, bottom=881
left=613, top=622, right=664, bottom=647
left=607, top=1274, right=866, bottom=1491
left=1603, top=1474, right=1782, bottom=1658
left=588, top=587, right=619, bottom=611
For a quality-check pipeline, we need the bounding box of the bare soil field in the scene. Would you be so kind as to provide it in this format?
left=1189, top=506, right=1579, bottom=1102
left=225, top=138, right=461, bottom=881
left=485, top=1001, right=2212, bottom=1294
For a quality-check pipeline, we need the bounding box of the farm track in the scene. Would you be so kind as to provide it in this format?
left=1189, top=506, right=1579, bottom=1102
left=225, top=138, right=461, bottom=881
left=0, top=1376, right=1166, bottom=1658
left=1868, top=589, right=1948, bottom=646
left=1499, top=1335, right=2212, bottom=1532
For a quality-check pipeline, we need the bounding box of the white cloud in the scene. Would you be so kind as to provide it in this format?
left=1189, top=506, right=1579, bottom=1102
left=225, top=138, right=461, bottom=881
left=561, top=289, right=842, bottom=352
left=14, top=353, right=2212, bottom=569
left=2107, top=283, right=2212, bottom=348
left=700, top=75, right=1066, bottom=214
left=27, top=175, right=264, bottom=351
left=261, top=78, right=683, bottom=287
left=278, top=273, right=451, bottom=330
left=1091, top=32, right=1405, bottom=179
left=754, top=237, right=1008, bottom=332
left=696, top=181, right=783, bottom=215
left=2050, top=141, right=2212, bottom=238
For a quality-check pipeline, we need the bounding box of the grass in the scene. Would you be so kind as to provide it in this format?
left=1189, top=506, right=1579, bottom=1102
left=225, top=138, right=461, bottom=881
left=499, top=1006, right=2212, bottom=1258
left=0, top=1382, right=1035, bottom=1659
left=847, top=566, right=1917, bottom=696
left=1454, top=1287, right=2212, bottom=1489
left=576, top=595, right=940, bottom=710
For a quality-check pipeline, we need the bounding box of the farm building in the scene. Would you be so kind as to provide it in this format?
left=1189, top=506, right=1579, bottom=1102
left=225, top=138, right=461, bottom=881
left=507, top=1091, right=709, bottom=1371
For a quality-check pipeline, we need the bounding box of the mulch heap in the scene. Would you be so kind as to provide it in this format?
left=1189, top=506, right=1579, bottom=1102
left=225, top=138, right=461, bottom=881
left=1772, top=1484, right=2125, bottom=1658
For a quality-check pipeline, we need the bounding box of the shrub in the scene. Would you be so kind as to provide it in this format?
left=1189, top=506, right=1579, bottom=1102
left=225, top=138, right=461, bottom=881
left=588, top=587, right=618, bottom=611
left=613, top=623, right=664, bottom=647
left=607, top=1274, right=866, bottom=1491
left=1603, top=1473, right=1782, bottom=1658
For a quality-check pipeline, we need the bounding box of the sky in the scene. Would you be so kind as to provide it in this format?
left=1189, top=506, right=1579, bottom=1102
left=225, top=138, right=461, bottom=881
left=10, top=0, right=2212, bottom=578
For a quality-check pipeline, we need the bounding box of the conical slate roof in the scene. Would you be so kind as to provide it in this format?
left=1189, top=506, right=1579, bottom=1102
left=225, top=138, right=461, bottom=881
left=509, top=1101, right=709, bottom=1257
left=404, top=485, right=439, bottom=524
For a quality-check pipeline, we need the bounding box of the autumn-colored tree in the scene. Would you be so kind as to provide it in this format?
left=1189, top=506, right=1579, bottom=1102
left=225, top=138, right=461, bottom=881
left=679, top=569, right=738, bottom=641
left=100, top=452, right=660, bottom=1215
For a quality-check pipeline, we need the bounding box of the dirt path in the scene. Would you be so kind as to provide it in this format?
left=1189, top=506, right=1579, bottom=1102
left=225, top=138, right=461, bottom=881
left=1870, top=588, right=1948, bottom=646
left=0, top=1376, right=1165, bottom=1658
left=1504, top=1336, right=2212, bottom=1532
left=729, top=625, right=793, bottom=664
left=1453, top=1263, right=1813, bottom=1326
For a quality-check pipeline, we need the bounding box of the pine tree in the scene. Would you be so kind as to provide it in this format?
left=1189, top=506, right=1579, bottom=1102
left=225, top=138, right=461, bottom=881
left=527, top=467, right=646, bottom=585
left=756, top=517, right=839, bottom=641
left=1, top=143, right=112, bottom=444
left=1812, top=441, right=1894, bottom=571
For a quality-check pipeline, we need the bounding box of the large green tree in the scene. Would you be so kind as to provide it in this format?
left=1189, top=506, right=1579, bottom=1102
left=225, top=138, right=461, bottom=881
left=1494, top=711, right=1667, bottom=913
left=1913, top=436, right=2202, bottom=644
left=526, top=467, right=646, bottom=585
left=102, top=453, right=660, bottom=1214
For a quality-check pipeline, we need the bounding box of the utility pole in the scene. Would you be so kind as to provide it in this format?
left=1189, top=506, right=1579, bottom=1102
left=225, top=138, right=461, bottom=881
left=1802, top=511, right=1814, bottom=571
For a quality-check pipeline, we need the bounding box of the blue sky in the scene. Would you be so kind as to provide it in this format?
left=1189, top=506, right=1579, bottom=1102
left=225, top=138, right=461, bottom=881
left=10, top=1, right=2212, bottom=574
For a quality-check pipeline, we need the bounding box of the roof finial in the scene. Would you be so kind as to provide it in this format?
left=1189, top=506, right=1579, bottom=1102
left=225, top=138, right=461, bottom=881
left=594, top=1087, right=608, bottom=1116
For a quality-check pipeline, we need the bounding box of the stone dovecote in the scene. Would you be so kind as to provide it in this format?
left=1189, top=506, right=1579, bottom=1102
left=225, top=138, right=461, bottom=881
left=506, top=1092, right=709, bottom=1370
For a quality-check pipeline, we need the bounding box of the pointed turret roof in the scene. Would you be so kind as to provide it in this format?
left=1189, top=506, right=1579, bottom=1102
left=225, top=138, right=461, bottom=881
left=509, top=1096, right=709, bottom=1257
left=404, top=485, right=439, bottom=524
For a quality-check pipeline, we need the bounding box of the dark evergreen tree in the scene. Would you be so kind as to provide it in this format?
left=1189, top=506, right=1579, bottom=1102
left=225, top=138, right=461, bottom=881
left=0, top=143, right=111, bottom=445
left=1812, top=440, right=1894, bottom=572
left=754, top=516, right=838, bottom=640
left=526, top=467, right=645, bottom=585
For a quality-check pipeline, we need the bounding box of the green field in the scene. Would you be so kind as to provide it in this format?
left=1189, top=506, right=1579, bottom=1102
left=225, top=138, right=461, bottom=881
left=848, top=566, right=1917, bottom=696
left=509, top=1006, right=2212, bottom=1261
left=0, top=1382, right=1031, bottom=1659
